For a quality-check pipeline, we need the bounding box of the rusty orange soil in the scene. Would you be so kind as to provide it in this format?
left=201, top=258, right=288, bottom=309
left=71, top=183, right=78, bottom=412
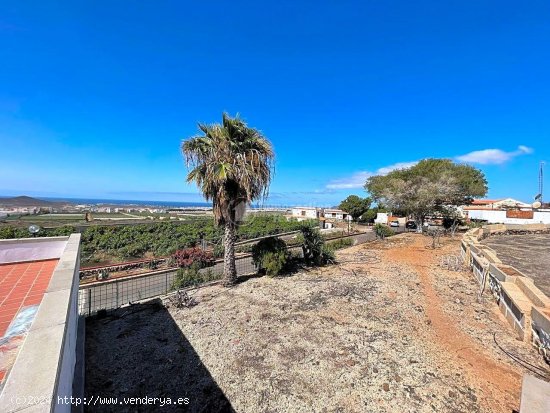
left=384, top=235, right=520, bottom=412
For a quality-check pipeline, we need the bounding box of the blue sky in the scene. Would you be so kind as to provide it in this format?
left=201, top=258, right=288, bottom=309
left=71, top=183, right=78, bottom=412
left=1, top=1, right=549, bottom=206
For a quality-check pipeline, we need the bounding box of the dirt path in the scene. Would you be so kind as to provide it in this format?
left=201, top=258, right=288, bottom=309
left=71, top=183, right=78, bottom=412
left=384, top=235, right=520, bottom=411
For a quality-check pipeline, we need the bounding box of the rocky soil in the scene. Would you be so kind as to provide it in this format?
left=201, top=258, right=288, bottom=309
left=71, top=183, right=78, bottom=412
left=85, top=233, right=550, bottom=412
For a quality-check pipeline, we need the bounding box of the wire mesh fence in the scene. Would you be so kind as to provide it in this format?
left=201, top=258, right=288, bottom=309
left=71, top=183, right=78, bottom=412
left=78, top=230, right=376, bottom=316
left=78, top=255, right=257, bottom=317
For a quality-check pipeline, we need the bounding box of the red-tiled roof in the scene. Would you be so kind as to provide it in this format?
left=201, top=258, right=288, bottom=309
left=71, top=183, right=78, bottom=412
left=470, top=199, right=501, bottom=205
left=463, top=206, right=500, bottom=211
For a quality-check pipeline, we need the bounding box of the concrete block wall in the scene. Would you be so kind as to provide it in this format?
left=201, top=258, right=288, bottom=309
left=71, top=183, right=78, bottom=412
left=531, top=307, right=550, bottom=363
left=461, top=225, right=550, bottom=349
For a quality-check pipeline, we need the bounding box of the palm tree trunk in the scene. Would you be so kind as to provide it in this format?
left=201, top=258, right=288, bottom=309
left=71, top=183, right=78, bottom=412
left=223, top=222, right=237, bottom=286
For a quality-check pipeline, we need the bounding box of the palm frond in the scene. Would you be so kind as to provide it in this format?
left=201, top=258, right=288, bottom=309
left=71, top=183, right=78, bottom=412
left=181, top=113, right=274, bottom=225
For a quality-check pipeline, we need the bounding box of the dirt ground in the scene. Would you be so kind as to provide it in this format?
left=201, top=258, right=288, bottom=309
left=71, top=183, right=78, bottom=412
left=85, top=233, right=550, bottom=413
left=482, top=233, right=550, bottom=297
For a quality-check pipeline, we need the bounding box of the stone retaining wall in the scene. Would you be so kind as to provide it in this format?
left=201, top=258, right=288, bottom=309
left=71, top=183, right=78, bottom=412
left=461, top=224, right=550, bottom=362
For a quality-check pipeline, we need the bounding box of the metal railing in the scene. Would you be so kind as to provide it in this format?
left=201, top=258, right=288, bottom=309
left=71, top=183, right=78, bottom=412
left=78, top=230, right=376, bottom=316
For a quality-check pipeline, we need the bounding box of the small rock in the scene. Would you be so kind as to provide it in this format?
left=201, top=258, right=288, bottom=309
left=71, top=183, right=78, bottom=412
left=448, top=390, right=457, bottom=398
left=382, top=383, right=390, bottom=392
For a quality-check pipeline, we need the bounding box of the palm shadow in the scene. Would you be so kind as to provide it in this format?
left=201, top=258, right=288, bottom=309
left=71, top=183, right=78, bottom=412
left=84, top=300, right=234, bottom=413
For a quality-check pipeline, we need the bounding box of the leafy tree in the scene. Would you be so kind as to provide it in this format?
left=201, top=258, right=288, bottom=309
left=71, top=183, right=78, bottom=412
left=338, top=195, right=372, bottom=221
left=365, top=159, right=487, bottom=226
left=182, top=113, right=274, bottom=286
left=360, top=205, right=386, bottom=223
left=440, top=206, right=463, bottom=237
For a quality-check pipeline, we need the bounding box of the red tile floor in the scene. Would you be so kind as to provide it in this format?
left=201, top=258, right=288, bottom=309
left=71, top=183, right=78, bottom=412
left=0, top=259, right=59, bottom=386
left=0, top=259, right=59, bottom=338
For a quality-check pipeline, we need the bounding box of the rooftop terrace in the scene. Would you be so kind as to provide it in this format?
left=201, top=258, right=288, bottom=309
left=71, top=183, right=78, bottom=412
left=0, top=235, right=81, bottom=413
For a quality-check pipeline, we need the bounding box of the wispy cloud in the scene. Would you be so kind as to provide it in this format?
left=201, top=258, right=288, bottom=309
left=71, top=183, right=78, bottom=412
left=455, top=145, right=533, bottom=165
left=326, top=161, right=418, bottom=189
left=327, top=145, right=535, bottom=190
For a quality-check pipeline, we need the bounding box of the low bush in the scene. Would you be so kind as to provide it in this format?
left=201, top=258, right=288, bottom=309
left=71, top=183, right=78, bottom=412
left=326, top=237, right=353, bottom=250
left=172, top=247, right=215, bottom=269
left=321, top=244, right=336, bottom=264
left=251, top=237, right=289, bottom=277
left=213, top=243, right=225, bottom=258
left=298, top=226, right=334, bottom=266
left=172, top=264, right=218, bottom=290
left=374, top=223, right=394, bottom=239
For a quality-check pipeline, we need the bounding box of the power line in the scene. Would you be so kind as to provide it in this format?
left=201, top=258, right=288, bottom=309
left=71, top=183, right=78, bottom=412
left=493, top=332, right=550, bottom=381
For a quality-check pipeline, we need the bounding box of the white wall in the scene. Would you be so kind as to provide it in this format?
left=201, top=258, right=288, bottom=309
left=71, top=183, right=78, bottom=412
left=375, top=212, right=388, bottom=224
left=291, top=208, right=318, bottom=219
left=468, top=209, right=550, bottom=224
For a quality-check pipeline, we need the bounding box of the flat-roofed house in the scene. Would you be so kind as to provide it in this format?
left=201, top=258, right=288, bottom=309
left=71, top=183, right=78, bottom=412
left=291, top=207, right=320, bottom=221
left=322, top=208, right=349, bottom=221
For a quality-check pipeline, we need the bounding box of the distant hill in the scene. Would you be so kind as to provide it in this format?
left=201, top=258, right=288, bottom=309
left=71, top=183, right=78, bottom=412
left=0, top=196, right=71, bottom=207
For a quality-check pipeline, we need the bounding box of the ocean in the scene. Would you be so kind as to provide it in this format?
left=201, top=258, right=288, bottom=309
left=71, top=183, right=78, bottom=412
left=41, top=197, right=213, bottom=208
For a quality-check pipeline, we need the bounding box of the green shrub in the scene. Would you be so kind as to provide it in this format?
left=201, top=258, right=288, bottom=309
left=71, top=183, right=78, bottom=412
left=251, top=237, right=289, bottom=277
left=321, top=244, right=336, bottom=264
left=374, top=223, right=394, bottom=239
left=172, top=264, right=218, bottom=290
left=326, top=237, right=353, bottom=250
left=298, top=226, right=334, bottom=266
left=213, top=243, right=225, bottom=258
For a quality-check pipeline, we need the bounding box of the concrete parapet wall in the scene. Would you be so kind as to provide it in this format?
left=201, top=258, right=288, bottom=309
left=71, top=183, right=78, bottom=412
left=489, top=263, right=514, bottom=283
left=0, top=234, right=81, bottom=413
left=532, top=307, right=550, bottom=337
left=516, top=278, right=550, bottom=308
left=462, top=224, right=550, bottom=349
left=531, top=307, right=550, bottom=363
left=470, top=251, right=488, bottom=285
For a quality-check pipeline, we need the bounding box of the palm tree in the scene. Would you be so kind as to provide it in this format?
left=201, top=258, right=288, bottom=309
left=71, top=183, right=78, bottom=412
left=182, top=113, right=274, bottom=286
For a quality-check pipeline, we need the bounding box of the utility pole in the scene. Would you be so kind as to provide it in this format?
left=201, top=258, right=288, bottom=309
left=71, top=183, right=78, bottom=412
left=540, top=161, right=545, bottom=204
left=536, top=161, right=545, bottom=205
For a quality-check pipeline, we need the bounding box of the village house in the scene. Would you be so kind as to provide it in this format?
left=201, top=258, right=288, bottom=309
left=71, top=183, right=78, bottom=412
left=289, top=207, right=350, bottom=229
left=462, top=198, right=550, bottom=224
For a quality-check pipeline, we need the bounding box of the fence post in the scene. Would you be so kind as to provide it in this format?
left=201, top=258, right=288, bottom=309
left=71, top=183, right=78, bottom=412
left=116, top=282, right=119, bottom=308
left=87, top=288, right=91, bottom=316
left=165, top=271, right=168, bottom=294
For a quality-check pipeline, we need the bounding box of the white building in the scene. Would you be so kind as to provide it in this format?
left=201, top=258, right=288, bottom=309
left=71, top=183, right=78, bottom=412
left=323, top=209, right=349, bottom=220
left=465, top=208, right=550, bottom=224
left=291, top=207, right=320, bottom=221
left=465, top=198, right=531, bottom=210
left=374, top=212, right=389, bottom=224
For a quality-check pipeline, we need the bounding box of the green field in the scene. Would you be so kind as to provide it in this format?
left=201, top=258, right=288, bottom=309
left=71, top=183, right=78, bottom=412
left=0, top=214, right=317, bottom=266
left=90, top=213, right=137, bottom=218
